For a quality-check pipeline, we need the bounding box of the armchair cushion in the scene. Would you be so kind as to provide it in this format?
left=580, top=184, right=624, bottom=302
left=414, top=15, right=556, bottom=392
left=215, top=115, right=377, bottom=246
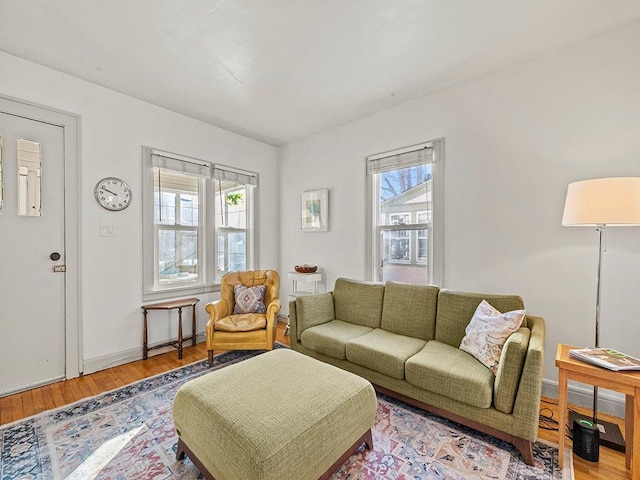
left=215, top=313, right=267, bottom=332
left=233, top=284, right=267, bottom=314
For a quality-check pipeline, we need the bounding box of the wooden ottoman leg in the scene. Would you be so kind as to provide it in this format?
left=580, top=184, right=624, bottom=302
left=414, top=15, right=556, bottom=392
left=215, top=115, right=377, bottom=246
left=176, top=437, right=186, bottom=461
left=318, top=429, right=374, bottom=480
left=176, top=437, right=216, bottom=480
left=364, top=429, right=373, bottom=450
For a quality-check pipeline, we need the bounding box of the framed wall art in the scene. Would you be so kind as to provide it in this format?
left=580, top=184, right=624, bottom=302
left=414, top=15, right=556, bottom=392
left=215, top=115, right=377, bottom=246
left=301, top=189, right=328, bottom=232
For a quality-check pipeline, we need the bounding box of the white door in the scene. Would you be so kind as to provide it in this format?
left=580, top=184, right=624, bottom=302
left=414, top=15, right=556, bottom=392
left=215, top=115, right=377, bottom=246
left=0, top=110, right=67, bottom=396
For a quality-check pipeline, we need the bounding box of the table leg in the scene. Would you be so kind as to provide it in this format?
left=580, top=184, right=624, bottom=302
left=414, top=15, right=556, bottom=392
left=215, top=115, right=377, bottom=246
left=558, top=368, right=568, bottom=468
left=191, top=304, right=196, bottom=347
left=632, top=389, right=639, bottom=479
left=626, top=394, right=633, bottom=471
left=178, top=307, right=183, bottom=359
left=142, top=308, right=148, bottom=360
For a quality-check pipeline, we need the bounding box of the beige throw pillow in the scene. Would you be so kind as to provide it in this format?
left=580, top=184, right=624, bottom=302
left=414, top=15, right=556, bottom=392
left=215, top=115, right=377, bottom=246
left=459, top=299, right=526, bottom=374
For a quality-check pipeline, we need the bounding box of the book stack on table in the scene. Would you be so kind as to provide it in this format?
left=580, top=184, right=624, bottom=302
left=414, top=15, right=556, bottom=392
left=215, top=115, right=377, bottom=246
left=569, top=347, right=640, bottom=371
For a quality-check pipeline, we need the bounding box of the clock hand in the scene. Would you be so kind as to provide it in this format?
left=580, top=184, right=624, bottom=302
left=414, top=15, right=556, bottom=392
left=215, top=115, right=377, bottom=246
left=102, top=187, right=117, bottom=195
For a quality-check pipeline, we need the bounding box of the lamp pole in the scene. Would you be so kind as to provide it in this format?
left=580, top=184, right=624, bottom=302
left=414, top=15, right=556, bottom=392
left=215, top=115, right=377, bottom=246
left=592, top=224, right=605, bottom=424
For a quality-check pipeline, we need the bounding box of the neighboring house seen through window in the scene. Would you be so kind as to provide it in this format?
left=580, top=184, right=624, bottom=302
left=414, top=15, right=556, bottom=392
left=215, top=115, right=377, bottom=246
left=142, top=147, right=257, bottom=300
left=366, top=140, right=443, bottom=285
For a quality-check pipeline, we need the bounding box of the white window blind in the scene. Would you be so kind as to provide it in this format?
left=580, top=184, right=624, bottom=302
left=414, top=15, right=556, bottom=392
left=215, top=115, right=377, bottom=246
left=212, top=166, right=258, bottom=186
left=367, top=145, right=433, bottom=174
left=151, top=153, right=212, bottom=178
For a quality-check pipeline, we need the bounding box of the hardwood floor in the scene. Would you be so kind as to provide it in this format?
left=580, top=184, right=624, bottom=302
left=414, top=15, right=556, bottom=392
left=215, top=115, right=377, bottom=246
left=538, top=396, right=630, bottom=479
left=0, top=324, right=631, bottom=480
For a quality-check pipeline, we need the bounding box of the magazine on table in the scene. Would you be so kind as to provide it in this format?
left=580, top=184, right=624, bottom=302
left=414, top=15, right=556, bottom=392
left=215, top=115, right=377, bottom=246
left=569, top=347, right=640, bottom=371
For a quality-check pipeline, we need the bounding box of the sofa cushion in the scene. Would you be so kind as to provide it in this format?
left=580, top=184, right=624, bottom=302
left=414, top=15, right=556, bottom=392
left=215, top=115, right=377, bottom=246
left=459, top=300, right=526, bottom=374
left=333, top=278, right=384, bottom=329
left=380, top=282, right=439, bottom=340
left=300, top=320, right=372, bottom=360
left=494, top=327, right=531, bottom=414
left=434, top=290, right=525, bottom=348
left=405, top=341, right=495, bottom=409
left=346, top=329, right=427, bottom=380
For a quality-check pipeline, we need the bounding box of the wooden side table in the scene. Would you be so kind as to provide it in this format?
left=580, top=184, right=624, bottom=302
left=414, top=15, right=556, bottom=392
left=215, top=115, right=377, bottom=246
left=556, top=343, right=640, bottom=479
left=142, top=297, right=199, bottom=359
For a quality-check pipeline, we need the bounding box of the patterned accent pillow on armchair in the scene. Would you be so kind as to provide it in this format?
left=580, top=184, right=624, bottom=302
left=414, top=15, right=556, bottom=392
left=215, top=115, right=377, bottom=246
left=233, top=284, right=267, bottom=314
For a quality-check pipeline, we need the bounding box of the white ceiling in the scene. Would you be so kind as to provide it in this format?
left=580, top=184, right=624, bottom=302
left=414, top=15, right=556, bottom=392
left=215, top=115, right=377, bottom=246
left=1, top=1, right=640, bottom=145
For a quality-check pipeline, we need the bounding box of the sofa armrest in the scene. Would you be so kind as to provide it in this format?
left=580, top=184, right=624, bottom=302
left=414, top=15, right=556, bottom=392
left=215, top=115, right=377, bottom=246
left=511, top=315, right=546, bottom=441
left=494, top=327, right=531, bottom=414
left=291, top=292, right=335, bottom=341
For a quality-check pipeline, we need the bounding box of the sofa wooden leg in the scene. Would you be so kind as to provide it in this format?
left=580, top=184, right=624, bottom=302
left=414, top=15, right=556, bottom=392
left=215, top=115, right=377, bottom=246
left=513, top=437, right=534, bottom=465
left=207, top=350, right=213, bottom=363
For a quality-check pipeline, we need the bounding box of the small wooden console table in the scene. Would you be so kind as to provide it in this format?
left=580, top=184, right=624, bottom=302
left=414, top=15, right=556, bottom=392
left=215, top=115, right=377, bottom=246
left=142, top=297, right=199, bottom=360
left=556, top=343, right=640, bottom=479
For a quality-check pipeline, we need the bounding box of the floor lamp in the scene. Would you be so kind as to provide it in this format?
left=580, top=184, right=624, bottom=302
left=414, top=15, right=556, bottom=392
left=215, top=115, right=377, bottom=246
left=561, top=176, right=640, bottom=452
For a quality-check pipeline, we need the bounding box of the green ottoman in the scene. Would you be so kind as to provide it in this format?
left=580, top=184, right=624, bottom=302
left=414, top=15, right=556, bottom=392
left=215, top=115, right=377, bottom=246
left=173, top=348, right=377, bottom=480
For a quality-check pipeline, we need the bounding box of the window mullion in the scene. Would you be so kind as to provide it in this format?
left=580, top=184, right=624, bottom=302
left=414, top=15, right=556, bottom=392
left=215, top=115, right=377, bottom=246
left=378, top=224, right=429, bottom=232
left=156, top=225, right=198, bottom=232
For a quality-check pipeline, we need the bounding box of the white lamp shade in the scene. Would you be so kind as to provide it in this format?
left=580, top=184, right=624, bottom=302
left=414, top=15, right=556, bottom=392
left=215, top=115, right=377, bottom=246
left=562, top=177, right=640, bottom=226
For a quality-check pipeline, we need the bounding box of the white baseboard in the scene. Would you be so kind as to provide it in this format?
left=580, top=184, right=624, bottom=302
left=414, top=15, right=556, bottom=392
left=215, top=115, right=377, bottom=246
left=542, top=378, right=625, bottom=418
left=82, top=332, right=207, bottom=375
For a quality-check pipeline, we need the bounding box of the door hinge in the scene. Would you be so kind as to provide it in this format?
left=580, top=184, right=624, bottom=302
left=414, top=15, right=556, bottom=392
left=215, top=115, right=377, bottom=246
left=52, top=265, right=66, bottom=273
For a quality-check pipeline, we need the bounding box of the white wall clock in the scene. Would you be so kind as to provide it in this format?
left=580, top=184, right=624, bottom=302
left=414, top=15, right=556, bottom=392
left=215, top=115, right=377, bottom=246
left=94, top=177, right=132, bottom=211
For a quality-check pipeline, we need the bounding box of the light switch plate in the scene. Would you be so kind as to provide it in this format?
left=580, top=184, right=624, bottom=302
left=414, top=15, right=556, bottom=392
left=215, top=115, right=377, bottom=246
left=100, top=224, right=115, bottom=237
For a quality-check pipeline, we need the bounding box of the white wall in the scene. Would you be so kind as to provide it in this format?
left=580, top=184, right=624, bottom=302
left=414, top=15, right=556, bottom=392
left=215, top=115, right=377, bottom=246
left=0, top=51, right=279, bottom=373
left=279, top=21, right=640, bottom=414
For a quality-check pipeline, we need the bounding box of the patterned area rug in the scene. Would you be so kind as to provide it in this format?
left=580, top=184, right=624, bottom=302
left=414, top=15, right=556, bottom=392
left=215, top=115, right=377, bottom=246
left=1, top=348, right=571, bottom=480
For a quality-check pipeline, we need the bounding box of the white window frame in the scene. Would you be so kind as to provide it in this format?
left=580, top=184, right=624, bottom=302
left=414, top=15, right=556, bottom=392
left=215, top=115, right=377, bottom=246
left=155, top=186, right=201, bottom=288
left=365, top=138, right=444, bottom=285
left=213, top=180, right=254, bottom=282
left=142, top=146, right=258, bottom=301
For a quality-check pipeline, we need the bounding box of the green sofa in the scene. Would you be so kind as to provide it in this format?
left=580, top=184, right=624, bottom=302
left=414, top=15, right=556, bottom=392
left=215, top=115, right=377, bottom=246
left=288, top=278, right=545, bottom=465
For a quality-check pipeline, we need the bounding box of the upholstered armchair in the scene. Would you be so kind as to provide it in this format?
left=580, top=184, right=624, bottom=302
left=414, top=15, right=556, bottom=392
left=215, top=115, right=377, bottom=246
left=205, top=270, right=281, bottom=362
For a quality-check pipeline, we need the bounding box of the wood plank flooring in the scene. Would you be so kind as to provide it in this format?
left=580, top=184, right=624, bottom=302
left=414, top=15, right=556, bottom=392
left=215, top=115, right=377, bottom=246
left=0, top=325, right=630, bottom=480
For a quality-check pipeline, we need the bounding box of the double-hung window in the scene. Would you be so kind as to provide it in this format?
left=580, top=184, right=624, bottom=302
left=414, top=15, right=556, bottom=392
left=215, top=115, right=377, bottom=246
left=142, top=147, right=257, bottom=299
left=366, top=139, right=443, bottom=285
left=213, top=167, right=256, bottom=282
left=155, top=167, right=201, bottom=286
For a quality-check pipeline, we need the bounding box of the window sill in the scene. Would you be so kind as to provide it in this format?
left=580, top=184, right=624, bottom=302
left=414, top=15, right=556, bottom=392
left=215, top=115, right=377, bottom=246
left=143, top=283, right=220, bottom=303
